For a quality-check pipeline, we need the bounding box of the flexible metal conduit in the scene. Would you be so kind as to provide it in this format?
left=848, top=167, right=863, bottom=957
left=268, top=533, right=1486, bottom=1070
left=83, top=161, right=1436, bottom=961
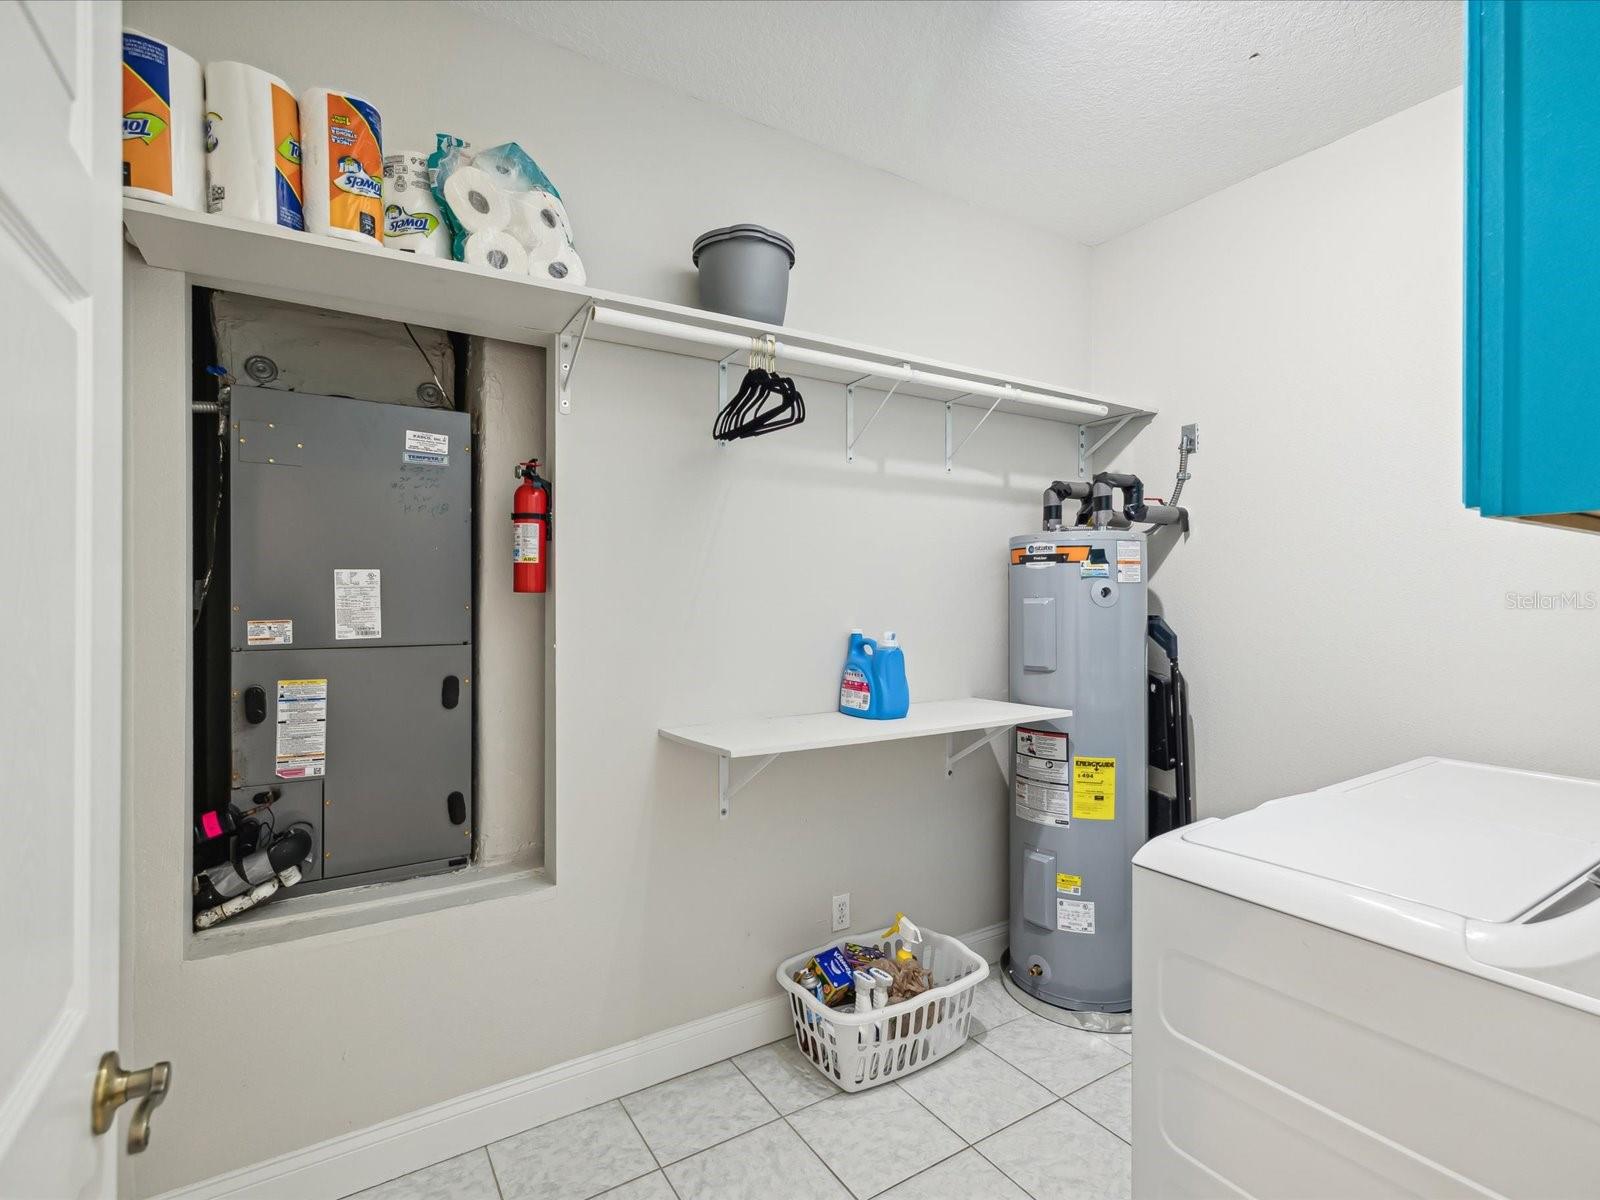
left=588, top=306, right=1112, bottom=421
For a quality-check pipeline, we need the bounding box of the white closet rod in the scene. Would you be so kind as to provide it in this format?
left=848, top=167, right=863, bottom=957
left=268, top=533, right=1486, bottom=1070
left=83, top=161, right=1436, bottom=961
left=588, top=306, right=1111, bottom=420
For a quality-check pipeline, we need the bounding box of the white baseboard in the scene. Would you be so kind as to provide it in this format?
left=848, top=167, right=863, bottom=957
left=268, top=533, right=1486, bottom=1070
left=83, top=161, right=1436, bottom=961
left=152, top=922, right=1007, bottom=1200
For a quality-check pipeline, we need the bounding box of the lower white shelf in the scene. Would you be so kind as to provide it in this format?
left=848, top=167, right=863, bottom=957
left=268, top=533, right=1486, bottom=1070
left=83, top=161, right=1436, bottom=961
left=659, top=698, right=1071, bottom=818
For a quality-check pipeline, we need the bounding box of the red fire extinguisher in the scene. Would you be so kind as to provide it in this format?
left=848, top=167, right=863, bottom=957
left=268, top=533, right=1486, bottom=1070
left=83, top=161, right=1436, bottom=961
left=513, top=459, right=550, bottom=593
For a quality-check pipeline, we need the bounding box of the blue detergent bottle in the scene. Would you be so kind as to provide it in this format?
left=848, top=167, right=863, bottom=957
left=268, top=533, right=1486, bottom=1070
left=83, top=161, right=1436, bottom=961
left=875, top=630, right=910, bottom=719
left=839, top=629, right=879, bottom=718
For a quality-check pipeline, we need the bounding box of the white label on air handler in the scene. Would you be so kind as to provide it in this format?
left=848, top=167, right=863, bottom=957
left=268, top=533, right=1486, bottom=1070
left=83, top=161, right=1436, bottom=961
left=334, top=569, right=382, bottom=640
left=246, top=618, right=293, bottom=646
left=275, top=678, right=327, bottom=779
left=403, top=428, right=449, bottom=466
left=1057, top=898, right=1095, bottom=935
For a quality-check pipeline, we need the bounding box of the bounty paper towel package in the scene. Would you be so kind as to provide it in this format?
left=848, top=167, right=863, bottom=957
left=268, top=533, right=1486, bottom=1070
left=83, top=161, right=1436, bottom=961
left=381, top=151, right=448, bottom=257
left=300, top=87, right=383, bottom=245
left=122, top=31, right=205, bottom=209
left=204, top=61, right=304, bottom=230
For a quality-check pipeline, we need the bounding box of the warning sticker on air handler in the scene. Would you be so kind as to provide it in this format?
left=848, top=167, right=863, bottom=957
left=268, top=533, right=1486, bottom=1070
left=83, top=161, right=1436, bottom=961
left=276, top=678, right=327, bottom=779
left=1072, top=756, right=1116, bottom=820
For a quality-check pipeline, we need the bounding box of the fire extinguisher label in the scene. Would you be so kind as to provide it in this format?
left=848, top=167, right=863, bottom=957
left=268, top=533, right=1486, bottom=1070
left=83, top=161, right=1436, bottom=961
left=403, top=428, right=449, bottom=466
left=514, top=522, right=541, bottom=564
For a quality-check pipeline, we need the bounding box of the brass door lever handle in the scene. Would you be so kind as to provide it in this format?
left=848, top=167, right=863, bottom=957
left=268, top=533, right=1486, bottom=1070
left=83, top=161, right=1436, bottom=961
left=92, top=1051, right=171, bottom=1154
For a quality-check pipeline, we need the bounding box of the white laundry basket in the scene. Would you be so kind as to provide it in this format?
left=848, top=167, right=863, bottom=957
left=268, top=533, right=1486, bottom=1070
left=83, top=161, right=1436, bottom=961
left=777, top=927, right=989, bottom=1092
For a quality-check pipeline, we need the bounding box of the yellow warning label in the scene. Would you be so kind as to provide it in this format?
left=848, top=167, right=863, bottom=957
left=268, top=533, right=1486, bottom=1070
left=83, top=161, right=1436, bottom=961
left=1056, top=873, right=1082, bottom=895
left=1072, top=756, right=1116, bottom=820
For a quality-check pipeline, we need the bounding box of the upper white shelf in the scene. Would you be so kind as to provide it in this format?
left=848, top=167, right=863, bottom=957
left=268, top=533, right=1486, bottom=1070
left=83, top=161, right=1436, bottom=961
left=661, top=698, right=1070, bottom=817
left=122, top=200, right=1152, bottom=429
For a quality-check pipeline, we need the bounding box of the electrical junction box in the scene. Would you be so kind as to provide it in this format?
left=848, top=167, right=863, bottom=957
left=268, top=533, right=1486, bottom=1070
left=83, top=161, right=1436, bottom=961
left=227, top=387, right=473, bottom=890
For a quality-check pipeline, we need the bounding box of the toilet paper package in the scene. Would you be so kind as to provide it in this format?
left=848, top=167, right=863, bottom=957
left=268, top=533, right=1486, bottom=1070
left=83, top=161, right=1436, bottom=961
left=122, top=31, right=205, bottom=209
left=507, top=190, right=572, bottom=260
left=442, top=165, right=511, bottom=236
left=463, top=229, right=528, bottom=275
left=382, top=151, right=448, bottom=257
left=203, top=61, right=304, bottom=230
left=528, top=242, right=586, bottom=288
left=300, top=87, right=383, bottom=245
left=429, top=133, right=577, bottom=269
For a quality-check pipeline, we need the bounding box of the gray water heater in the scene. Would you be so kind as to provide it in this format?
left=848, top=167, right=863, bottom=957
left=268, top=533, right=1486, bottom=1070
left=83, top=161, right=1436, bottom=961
left=1007, top=528, right=1150, bottom=1013
left=1005, top=466, right=1193, bottom=1020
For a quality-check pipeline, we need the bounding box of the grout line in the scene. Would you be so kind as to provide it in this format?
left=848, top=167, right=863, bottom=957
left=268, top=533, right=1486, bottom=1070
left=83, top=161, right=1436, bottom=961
left=617, top=1098, right=666, bottom=1171
left=1064, top=1098, right=1132, bottom=1147
left=893, top=1080, right=970, bottom=1148
left=728, top=1049, right=842, bottom=1119
left=482, top=1144, right=508, bottom=1200
left=862, top=1141, right=969, bottom=1199
left=781, top=1110, right=861, bottom=1199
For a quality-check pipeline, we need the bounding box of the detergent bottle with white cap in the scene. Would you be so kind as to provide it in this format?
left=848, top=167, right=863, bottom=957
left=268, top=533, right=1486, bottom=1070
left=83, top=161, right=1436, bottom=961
left=839, top=629, right=879, bottom=719
left=875, top=630, right=910, bottom=719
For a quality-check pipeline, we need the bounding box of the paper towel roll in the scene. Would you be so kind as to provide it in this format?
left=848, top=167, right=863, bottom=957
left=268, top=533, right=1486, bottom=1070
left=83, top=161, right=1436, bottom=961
left=528, top=243, right=586, bottom=288
left=382, top=150, right=448, bottom=258
left=300, top=87, right=384, bottom=245
left=204, top=61, right=304, bottom=230
left=122, top=31, right=205, bottom=209
left=463, top=229, right=527, bottom=275
left=443, top=165, right=511, bottom=235
left=507, top=190, right=568, bottom=258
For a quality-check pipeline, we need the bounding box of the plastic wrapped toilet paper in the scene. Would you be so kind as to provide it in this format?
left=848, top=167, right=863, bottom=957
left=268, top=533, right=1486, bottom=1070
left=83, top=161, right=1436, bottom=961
left=464, top=229, right=527, bottom=274
left=442, top=165, right=511, bottom=235
left=122, top=31, right=205, bottom=209
left=508, top=190, right=570, bottom=259
left=382, top=151, right=448, bottom=257
left=203, top=61, right=304, bottom=230
left=300, top=87, right=383, bottom=244
left=528, top=243, right=586, bottom=287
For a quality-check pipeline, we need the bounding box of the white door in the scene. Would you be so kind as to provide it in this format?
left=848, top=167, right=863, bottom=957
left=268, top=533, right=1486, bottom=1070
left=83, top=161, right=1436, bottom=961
left=0, top=2, right=129, bottom=1197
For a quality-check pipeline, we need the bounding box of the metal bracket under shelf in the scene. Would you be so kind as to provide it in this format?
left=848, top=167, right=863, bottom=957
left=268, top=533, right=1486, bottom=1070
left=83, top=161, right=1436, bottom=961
left=717, top=753, right=779, bottom=819
left=557, top=305, right=593, bottom=415
left=845, top=369, right=909, bottom=462
left=1077, top=412, right=1139, bottom=478
left=945, top=726, right=1014, bottom=777
left=943, top=391, right=1007, bottom=472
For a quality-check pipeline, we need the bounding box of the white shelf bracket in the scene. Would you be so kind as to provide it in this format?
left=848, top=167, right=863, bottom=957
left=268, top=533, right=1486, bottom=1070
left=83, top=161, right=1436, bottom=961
left=945, top=726, right=1012, bottom=776
left=717, top=753, right=779, bottom=819
left=715, top=349, right=742, bottom=446
left=845, top=368, right=909, bottom=462
left=557, top=305, right=593, bottom=415
left=1078, top=412, right=1138, bottom=475
left=943, top=391, right=1006, bottom=472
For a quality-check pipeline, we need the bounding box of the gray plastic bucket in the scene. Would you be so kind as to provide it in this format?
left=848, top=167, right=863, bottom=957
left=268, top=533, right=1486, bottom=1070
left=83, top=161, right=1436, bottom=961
left=692, top=224, right=796, bottom=325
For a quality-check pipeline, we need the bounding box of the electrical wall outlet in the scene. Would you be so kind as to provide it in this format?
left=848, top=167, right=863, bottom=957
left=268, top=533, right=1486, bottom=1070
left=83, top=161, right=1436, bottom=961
left=832, top=893, right=851, bottom=933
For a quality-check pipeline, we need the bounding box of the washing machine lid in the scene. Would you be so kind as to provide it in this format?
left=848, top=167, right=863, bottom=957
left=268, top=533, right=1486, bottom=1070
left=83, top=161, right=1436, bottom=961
left=1172, top=758, right=1600, bottom=923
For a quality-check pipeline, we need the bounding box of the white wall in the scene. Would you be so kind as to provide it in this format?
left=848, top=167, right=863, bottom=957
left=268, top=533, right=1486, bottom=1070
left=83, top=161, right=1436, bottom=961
left=1091, top=89, right=1600, bottom=817
left=120, top=3, right=1097, bottom=1194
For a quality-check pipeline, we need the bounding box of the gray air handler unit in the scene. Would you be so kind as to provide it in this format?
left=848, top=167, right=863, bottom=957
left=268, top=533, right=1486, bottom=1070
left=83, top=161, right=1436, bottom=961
left=1006, top=469, right=1193, bottom=1030
left=192, top=385, right=474, bottom=927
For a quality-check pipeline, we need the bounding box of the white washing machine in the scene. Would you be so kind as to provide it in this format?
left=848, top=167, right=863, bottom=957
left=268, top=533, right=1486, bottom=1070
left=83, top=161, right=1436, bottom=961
left=1132, top=757, right=1600, bottom=1198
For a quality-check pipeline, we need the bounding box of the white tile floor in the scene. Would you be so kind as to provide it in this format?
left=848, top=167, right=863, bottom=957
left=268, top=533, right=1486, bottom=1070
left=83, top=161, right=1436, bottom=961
left=345, top=977, right=1132, bottom=1200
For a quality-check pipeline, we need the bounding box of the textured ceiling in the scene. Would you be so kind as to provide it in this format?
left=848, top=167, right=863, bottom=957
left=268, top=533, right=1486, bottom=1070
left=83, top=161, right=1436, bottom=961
left=456, top=0, right=1462, bottom=245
